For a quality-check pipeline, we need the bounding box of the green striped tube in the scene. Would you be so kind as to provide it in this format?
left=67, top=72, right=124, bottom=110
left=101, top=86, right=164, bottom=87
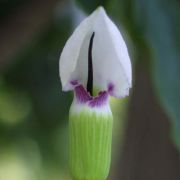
left=69, top=107, right=113, bottom=180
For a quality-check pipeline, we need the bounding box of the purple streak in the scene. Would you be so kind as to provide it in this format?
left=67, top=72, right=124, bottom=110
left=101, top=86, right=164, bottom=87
left=74, top=85, right=109, bottom=107
left=74, top=85, right=92, bottom=103
left=88, top=91, right=108, bottom=107
left=70, top=80, right=78, bottom=86
left=108, top=83, right=114, bottom=96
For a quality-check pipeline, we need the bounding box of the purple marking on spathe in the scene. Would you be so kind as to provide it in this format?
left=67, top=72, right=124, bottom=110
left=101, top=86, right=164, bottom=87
left=108, top=83, right=114, bottom=96
left=74, top=85, right=109, bottom=107
left=88, top=91, right=108, bottom=107
left=70, top=80, right=78, bottom=86
left=74, top=85, right=92, bottom=103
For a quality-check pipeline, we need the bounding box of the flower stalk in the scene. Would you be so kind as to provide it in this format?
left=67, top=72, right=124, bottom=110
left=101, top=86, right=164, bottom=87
left=69, top=109, right=113, bottom=180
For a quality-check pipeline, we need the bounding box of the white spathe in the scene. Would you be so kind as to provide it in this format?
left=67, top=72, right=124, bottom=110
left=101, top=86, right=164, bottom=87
left=59, top=6, right=132, bottom=98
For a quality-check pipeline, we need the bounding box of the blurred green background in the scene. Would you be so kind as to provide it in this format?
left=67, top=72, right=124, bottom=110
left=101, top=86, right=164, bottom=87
left=0, top=0, right=180, bottom=179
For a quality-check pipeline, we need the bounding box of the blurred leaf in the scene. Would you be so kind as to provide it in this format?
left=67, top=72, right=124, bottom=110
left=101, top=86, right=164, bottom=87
left=0, top=0, right=32, bottom=22
left=3, top=7, right=73, bottom=162
left=0, top=140, right=41, bottom=180
left=132, top=0, right=180, bottom=149
left=110, top=0, right=180, bottom=149
left=75, top=0, right=109, bottom=13
left=0, top=85, right=32, bottom=126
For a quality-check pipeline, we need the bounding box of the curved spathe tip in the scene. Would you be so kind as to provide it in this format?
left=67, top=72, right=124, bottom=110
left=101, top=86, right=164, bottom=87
left=59, top=6, right=132, bottom=99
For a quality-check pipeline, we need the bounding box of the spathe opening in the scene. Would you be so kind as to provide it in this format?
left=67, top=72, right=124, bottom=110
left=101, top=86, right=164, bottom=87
left=87, top=32, right=95, bottom=96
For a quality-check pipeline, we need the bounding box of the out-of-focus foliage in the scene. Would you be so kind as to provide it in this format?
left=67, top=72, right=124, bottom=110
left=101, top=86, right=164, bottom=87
left=0, top=1, right=75, bottom=179
left=140, top=0, right=180, bottom=149
left=112, top=0, right=180, bottom=149
left=76, top=0, right=109, bottom=13
left=0, top=0, right=30, bottom=20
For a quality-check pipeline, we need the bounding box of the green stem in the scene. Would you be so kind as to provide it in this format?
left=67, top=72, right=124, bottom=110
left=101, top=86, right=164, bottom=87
left=69, top=111, right=113, bottom=180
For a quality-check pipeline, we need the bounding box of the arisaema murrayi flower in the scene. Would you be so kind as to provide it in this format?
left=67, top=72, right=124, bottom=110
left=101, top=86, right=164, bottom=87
left=59, top=6, right=132, bottom=180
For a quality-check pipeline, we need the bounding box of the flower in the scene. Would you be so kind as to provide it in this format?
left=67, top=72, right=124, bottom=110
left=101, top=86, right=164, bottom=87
left=59, top=6, right=132, bottom=180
